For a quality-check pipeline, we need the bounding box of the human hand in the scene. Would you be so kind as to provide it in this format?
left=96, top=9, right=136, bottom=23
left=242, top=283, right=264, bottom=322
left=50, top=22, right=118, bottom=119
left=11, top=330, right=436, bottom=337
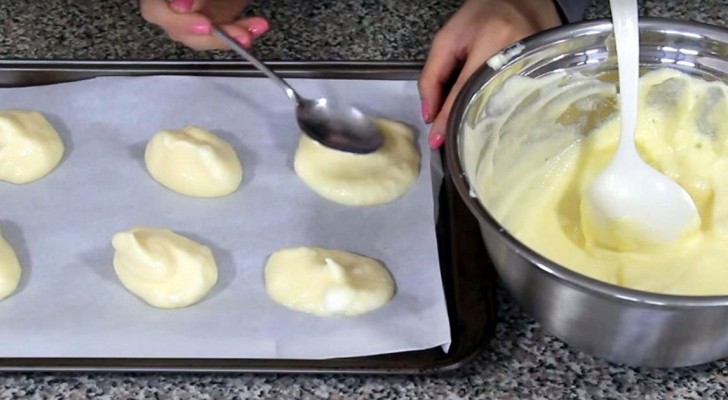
left=140, top=0, right=269, bottom=50
left=418, top=0, right=561, bottom=148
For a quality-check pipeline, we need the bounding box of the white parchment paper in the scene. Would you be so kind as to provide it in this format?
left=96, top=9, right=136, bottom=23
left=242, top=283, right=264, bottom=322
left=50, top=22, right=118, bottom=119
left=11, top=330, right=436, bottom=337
left=0, top=76, right=450, bottom=359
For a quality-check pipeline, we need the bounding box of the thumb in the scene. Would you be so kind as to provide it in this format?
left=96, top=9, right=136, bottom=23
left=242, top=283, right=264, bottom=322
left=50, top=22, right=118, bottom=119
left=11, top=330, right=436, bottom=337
left=168, top=0, right=209, bottom=13
left=189, top=0, right=209, bottom=12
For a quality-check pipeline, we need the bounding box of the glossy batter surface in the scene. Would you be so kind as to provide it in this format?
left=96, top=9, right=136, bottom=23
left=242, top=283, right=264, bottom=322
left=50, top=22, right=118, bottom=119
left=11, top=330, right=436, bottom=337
left=0, top=109, right=64, bottom=184
left=112, top=227, right=218, bottom=308
left=145, top=125, right=242, bottom=197
left=265, top=247, right=395, bottom=317
left=466, top=68, right=728, bottom=295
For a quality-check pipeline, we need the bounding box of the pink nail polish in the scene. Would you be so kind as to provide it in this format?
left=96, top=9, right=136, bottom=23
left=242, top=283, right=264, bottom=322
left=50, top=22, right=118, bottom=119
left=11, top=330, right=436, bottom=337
left=429, top=133, right=445, bottom=149
left=235, top=35, right=252, bottom=48
left=190, top=21, right=210, bottom=35
left=248, top=19, right=270, bottom=35
left=170, top=0, right=193, bottom=12
left=421, top=100, right=431, bottom=122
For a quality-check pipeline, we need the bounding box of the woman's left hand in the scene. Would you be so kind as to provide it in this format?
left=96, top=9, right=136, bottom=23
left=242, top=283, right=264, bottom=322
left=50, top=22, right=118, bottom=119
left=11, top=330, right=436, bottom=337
left=418, top=0, right=562, bottom=149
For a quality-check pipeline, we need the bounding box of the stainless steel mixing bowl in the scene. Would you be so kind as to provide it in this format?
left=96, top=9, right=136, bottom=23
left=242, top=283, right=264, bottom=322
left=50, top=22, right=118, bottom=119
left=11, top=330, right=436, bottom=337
left=446, top=18, right=728, bottom=368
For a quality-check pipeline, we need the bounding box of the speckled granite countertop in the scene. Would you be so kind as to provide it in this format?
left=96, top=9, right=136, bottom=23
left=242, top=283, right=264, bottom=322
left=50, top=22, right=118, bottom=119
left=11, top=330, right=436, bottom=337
left=1, top=0, right=728, bottom=398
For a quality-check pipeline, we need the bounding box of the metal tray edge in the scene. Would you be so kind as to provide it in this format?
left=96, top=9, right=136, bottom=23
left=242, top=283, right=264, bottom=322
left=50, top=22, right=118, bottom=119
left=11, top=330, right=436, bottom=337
left=0, top=60, right=425, bottom=86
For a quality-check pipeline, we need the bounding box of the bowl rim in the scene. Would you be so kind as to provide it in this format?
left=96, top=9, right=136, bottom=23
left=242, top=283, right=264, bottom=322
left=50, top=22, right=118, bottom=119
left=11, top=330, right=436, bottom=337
left=445, top=17, right=728, bottom=309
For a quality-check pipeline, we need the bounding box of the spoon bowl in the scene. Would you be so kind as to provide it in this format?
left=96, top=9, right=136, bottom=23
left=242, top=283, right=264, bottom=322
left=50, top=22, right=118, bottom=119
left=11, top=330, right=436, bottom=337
left=583, top=0, right=701, bottom=249
left=295, top=98, right=384, bottom=153
left=583, top=150, right=701, bottom=249
left=212, top=27, right=383, bottom=154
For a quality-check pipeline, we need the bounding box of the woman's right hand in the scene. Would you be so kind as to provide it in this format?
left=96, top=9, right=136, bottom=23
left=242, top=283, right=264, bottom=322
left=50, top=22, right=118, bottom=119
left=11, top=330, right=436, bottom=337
left=140, top=0, right=270, bottom=50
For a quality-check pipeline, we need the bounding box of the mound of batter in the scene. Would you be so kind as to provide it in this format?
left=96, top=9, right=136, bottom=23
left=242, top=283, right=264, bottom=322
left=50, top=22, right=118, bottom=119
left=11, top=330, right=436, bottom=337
left=294, top=119, right=420, bottom=206
left=112, top=227, right=218, bottom=308
left=264, top=247, right=395, bottom=317
left=0, top=109, right=64, bottom=184
left=145, top=125, right=242, bottom=197
left=0, top=229, right=21, bottom=301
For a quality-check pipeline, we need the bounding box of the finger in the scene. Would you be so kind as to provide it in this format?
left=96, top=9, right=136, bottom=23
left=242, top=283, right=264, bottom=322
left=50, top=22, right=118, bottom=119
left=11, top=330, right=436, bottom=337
left=173, top=27, right=253, bottom=50
left=141, top=0, right=184, bottom=24
left=176, top=17, right=270, bottom=50
left=188, top=0, right=210, bottom=12
left=428, top=17, right=529, bottom=149
left=166, top=0, right=210, bottom=13
left=418, top=34, right=460, bottom=123
left=155, top=12, right=261, bottom=49
left=142, top=0, right=212, bottom=35
left=210, top=17, right=269, bottom=47
left=428, top=44, right=499, bottom=149
left=231, top=16, right=270, bottom=38
left=175, top=33, right=248, bottom=50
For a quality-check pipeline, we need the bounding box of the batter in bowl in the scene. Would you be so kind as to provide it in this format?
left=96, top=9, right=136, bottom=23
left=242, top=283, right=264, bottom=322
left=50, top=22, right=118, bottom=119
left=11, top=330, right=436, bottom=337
left=466, top=68, right=728, bottom=295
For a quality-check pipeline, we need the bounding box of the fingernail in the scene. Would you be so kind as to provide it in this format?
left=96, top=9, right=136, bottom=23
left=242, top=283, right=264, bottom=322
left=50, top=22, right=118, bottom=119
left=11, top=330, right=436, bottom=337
left=421, top=100, right=431, bottom=122
left=170, top=0, right=194, bottom=12
left=429, top=133, right=445, bottom=149
left=235, top=35, right=252, bottom=48
left=248, top=19, right=270, bottom=36
left=190, top=21, right=211, bottom=35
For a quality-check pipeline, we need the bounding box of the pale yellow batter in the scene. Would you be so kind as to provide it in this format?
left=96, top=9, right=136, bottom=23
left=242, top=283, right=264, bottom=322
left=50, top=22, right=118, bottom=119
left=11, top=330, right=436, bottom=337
left=294, top=119, right=420, bottom=206
left=466, top=68, right=728, bottom=295
left=264, top=247, right=395, bottom=317
left=0, top=229, right=21, bottom=301
left=112, top=227, right=218, bottom=308
left=0, top=109, right=64, bottom=184
left=145, top=125, right=242, bottom=197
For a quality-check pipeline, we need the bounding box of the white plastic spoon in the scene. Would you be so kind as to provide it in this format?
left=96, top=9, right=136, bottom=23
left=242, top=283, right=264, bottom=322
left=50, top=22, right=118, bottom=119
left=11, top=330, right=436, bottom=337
left=582, top=0, right=700, bottom=249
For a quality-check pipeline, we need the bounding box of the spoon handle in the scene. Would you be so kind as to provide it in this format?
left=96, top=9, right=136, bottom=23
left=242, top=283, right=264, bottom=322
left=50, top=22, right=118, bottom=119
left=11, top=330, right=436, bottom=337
left=610, top=0, right=640, bottom=155
left=212, top=26, right=302, bottom=104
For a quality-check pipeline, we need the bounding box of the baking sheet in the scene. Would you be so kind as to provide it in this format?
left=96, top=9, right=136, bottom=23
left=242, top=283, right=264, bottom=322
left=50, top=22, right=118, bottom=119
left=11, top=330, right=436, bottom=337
left=0, top=75, right=450, bottom=359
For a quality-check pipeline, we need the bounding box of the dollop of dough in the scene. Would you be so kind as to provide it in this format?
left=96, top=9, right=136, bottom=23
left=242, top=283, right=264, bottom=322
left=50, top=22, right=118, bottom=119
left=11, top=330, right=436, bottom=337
left=264, top=247, right=395, bottom=317
left=294, top=119, right=420, bottom=206
left=0, top=229, right=21, bottom=301
left=112, top=227, right=218, bottom=308
left=0, top=109, right=64, bottom=184
left=145, top=125, right=242, bottom=197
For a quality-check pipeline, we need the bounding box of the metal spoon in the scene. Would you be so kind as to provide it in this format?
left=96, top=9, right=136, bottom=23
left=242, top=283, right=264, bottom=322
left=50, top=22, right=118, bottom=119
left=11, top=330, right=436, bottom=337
left=212, top=27, right=383, bottom=154
left=582, top=0, right=700, bottom=249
